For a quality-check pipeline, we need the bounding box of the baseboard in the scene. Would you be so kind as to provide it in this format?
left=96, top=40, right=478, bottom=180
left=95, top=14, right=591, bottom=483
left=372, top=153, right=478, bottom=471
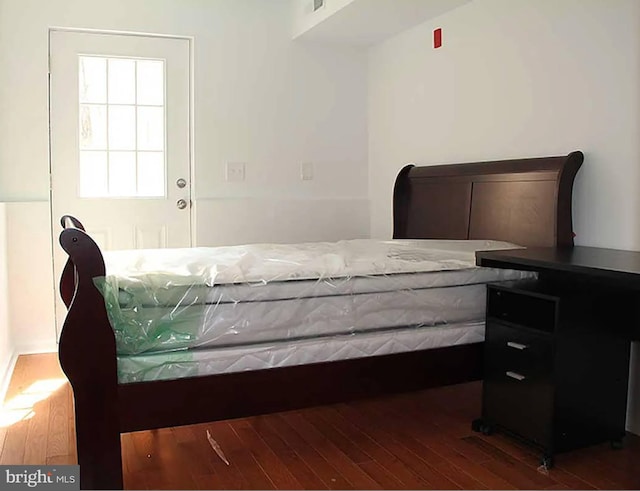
left=0, top=349, right=18, bottom=407
left=14, top=342, right=57, bottom=356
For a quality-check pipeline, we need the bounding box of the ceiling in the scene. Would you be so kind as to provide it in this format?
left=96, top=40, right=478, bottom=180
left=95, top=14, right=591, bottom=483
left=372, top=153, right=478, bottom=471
left=293, top=0, right=473, bottom=46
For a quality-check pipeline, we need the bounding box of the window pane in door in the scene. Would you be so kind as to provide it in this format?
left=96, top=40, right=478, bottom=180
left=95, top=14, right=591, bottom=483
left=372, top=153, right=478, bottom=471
left=108, top=106, right=136, bottom=150
left=79, top=104, right=107, bottom=150
left=138, top=152, right=165, bottom=197
left=109, top=151, right=136, bottom=196
left=79, top=57, right=107, bottom=103
left=137, top=60, right=164, bottom=105
left=108, top=58, right=136, bottom=104
left=137, top=107, right=164, bottom=151
left=79, top=151, right=108, bottom=197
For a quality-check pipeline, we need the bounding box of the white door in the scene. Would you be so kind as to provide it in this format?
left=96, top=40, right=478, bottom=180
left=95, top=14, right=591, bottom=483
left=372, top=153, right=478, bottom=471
left=49, top=31, right=192, bottom=333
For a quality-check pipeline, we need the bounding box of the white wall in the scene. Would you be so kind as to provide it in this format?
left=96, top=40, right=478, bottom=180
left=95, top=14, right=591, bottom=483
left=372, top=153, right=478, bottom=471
left=368, top=0, right=640, bottom=434
left=5, top=203, right=57, bottom=354
left=196, top=198, right=369, bottom=246
left=0, top=203, right=16, bottom=400
left=0, top=0, right=369, bottom=350
left=369, top=0, right=640, bottom=247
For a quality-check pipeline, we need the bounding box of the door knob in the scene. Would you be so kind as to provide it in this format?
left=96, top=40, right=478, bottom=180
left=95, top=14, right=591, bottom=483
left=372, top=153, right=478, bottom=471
left=176, top=178, right=187, bottom=189
left=176, top=199, right=188, bottom=210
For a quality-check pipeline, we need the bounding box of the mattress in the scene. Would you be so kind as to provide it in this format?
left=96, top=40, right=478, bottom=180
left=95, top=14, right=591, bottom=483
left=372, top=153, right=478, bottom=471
left=116, top=320, right=485, bottom=383
left=101, top=270, right=533, bottom=355
left=103, top=238, right=525, bottom=286
left=96, top=239, right=534, bottom=356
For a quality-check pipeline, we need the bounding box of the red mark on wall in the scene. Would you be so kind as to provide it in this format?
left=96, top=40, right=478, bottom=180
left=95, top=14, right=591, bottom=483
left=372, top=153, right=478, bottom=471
left=434, top=28, right=442, bottom=49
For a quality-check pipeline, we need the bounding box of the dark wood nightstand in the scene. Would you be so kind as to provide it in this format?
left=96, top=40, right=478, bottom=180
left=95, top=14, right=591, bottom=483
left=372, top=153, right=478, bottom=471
left=473, top=246, right=640, bottom=468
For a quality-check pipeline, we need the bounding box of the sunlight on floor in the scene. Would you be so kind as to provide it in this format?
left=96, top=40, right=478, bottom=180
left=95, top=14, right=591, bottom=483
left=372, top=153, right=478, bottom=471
left=0, top=378, right=67, bottom=428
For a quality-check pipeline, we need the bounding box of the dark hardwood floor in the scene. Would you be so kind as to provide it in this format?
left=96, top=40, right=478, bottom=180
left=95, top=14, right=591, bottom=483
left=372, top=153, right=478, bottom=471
left=1, top=353, right=639, bottom=489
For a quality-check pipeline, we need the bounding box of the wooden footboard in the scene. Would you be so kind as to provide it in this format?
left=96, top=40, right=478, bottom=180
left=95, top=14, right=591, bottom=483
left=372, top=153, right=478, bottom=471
left=58, top=216, right=123, bottom=490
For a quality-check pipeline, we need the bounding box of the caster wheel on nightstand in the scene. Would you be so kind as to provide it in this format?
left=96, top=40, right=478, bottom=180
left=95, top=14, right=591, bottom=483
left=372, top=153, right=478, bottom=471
left=610, top=438, right=624, bottom=450
left=471, top=418, right=494, bottom=435
left=540, top=454, right=554, bottom=470
left=481, top=424, right=495, bottom=435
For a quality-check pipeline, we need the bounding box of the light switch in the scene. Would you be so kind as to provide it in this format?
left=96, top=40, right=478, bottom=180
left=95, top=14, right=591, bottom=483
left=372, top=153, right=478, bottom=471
left=226, top=162, right=245, bottom=182
left=301, top=162, right=314, bottom=181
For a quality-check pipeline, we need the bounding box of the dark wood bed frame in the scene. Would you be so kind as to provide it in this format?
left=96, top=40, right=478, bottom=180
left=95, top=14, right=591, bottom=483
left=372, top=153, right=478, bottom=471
left=58, top=151, right=583, bottom=489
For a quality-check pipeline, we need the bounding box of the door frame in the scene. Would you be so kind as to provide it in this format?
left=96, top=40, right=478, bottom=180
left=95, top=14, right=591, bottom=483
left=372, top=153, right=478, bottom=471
left=47, top=27, right=196, bottom=337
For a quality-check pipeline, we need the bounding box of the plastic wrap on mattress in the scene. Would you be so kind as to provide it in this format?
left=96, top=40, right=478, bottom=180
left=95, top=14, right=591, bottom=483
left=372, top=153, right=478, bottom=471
left=94, top=239, right=535, bottom=356
left=116, top=321, right=486, bottom=383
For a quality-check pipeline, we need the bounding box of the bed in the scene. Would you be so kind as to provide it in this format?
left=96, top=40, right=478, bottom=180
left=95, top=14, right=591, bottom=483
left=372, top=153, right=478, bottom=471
left=58, top=151, right=583, bottom=489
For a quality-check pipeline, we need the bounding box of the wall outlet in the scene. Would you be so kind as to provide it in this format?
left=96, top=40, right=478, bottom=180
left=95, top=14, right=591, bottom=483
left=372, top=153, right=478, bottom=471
left=301, top=162, right=314, bottom=181
left=226, top=162, right=245, bottom=182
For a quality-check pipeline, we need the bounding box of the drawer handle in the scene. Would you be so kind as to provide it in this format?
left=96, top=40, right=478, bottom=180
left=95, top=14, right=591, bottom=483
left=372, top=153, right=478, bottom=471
left=507, top=341, right=528, bottom=350
left=506, top=371, right=526, bottom=381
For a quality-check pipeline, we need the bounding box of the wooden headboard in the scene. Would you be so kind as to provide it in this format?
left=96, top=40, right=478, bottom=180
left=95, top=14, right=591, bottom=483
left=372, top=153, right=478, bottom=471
left=392, top=151, right=583, bottom=247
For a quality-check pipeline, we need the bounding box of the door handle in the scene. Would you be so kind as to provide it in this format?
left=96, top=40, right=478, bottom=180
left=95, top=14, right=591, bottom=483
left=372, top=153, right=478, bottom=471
left=176, top=178, right=187, bottom=189
left=176, top=199, right=188, bottom=210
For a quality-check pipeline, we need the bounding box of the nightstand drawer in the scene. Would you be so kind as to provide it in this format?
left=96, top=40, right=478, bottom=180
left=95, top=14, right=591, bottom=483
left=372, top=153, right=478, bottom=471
left=483, top=368, right=554, bottom=447
left=487, top=286, right=558, bottom=333
left=485, top=321, right=553, bottom=376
